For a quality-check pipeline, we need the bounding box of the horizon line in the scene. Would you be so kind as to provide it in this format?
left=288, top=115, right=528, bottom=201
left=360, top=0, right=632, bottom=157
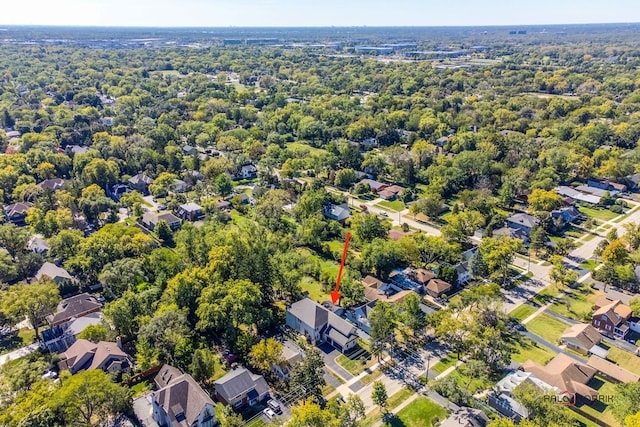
left=0, top=21, right=639, bottom=30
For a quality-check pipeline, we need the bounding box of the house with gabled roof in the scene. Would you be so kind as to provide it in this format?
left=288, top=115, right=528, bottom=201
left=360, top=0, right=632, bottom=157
left=591, top=299, right=632, bottom=339
left=587, top=355, right=640, bottom=384
left=48, top=292, right=102, bottom=326
left=560, top=323, right=606, bottom=356
left=214, top=366, right=269, bottom=408
left=3, top=201, right=33, bottom=225
left=128, top=173, right=154, bottom=194
left=426, top=278, right=452, bottom=298
left=38, top=178, right=65, bottom=191
left=152, top=365, right=217, bottom=427
left=36, top=262, right=74, bottom=285
left=522, top=353, right=598, bottom=402
left=59, top=338, right=133, bottom=374
left=322, top=203, right=351, bottom=223
left=286, top=298, right=359, bottom=352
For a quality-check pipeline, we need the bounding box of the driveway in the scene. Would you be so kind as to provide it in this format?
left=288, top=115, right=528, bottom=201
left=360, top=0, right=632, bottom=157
left=132, top=395, right=159, bottom=427
left=0, top=342, right=40, bottom=367
left=318, top=342, right=354, bottom=381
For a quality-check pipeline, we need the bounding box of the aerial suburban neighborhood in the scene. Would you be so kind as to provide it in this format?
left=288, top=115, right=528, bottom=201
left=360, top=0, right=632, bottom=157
left=1, top=17, right=640, bottom=427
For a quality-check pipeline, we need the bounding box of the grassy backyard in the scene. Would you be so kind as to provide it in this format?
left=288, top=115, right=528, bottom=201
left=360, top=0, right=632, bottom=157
left=525, top=313, right=569, bottom=344
left=375, top=199, right=405, bottom=212
left=548, top=284, right=602, bottom=322
left=574, top=376, right=620, bottom=427
left=606, top=346, right=640, bottom=375
left=578, top=206, right=620, bottom=221
left=512, top=336, right=556, bottom=365
left=392, top=396, right=447, bottom=427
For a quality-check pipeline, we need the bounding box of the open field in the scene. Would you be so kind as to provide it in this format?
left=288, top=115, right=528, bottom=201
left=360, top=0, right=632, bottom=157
left=392, top=396, right=447, bottom=427
left=512, top=336, right=556, bottom=365
left=578, top=207, right=620, bottom=221
left=526, top=313, right=568, bottom=344
left=549, top=284, right=601, bottom=322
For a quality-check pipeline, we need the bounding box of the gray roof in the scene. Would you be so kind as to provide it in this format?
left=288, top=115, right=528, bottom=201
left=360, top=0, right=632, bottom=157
left=576, top=185, right=617, bottom=197
left=129, top=173, right=154, bottom=185
left=214, top=367, right=269, bottom=403
left=288, top=298, right=329, bottom=329
left=155, top=371, right=215, bottom=426
left=556, top=186, right=600, bottom=204
left=327, top=311, right=356, bottom=337
left=179, top=202, right=202, bottom=213
left=50, top=292, right=101, bottom=325
left=4, top=201, right=33, bottom=216
left=38, top=178, right=64, bottom=190
left=155, top=364, right=184, bottom=389
left=507, top=213, right=539, bottom=229
left=323, top=203, right=351, bottom=221
left=36, top=262, right=73, bottom=282
left=328, top=328, right=351, bottom=347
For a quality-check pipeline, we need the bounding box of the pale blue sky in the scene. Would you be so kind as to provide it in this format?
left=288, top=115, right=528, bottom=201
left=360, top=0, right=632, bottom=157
left=2, top=0, right=639, bottom=27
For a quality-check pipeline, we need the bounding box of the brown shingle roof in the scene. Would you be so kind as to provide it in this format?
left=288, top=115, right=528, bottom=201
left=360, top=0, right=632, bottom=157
left=593, top=300, right=632, bottom=324
left=155, top=371, right=216, bottom=426
left=49, top=293, right=101, bottom=325
left=561, top=324, right=602, bottom=349
left=587, top=356, right=640, bottom=383
left=427, top=278, right=452, bottom=294
left=522, top=353, right=598, bottom=398
left=411, top=268, right=436, bottom=284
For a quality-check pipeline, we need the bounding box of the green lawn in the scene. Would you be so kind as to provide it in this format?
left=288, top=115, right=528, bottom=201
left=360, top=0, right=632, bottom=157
left=286, top=142, right=325, bottom=155
left=510, top=304, right=538, bottom=322
left=131, top=380, right=154, bottom=397
left=574, top=376, right=620, bottom=427
left=327, top=240, right=345, bottom=253
left=578, top=206, right=620, bottom=221
left=579, top=259, right=600, bottom=271
left=336, top=349, right=376, bottom=376
left=531, top=283, right=563, bottom=306
left=607, top=346, right=640, bottom=375
left=375, top=199, right=405, bottom=212
left=512, top=336, right=556, bottom=365
left=583, top=233, right=598, bottom=242
left=360, top=368, right=383, bottom=385
left=300, top=276, right=329, bottom=302
left=549, top=285, right=602, bottom=322
left=565, top=227, right=587, bottom=239
left=392, top=396, right=447, bottom=427
left=0, top=328, right=35, bottom=355
left=432, top=353, right=459, bottom=374
left=358, top=387, right=416, bottom=427
left=526, top=313, right=569, bottom=344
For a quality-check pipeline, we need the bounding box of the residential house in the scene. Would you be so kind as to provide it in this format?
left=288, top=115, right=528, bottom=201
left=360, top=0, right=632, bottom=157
left=576, top=185, right=618, bottom=198
left=560, top=324, right=606, bottom=356
left=172, top=179, right=191, bottom=194
left=377, top=185, right=405, bottom=200
left=177, top=203, right=203, bottom=221
left=347, top=300, right=377, bottom=334
left=440, top=407, right=489, bottom=427
left=48, top=293, right=102, bottom=326
left=361, top=275, right=413, bottom=305
left=489, top=370, right=557, bottom=422
left=360, top=179, right=387, bottom=193
left=625, top=173, right=640, bottom=191
left=272, top=345, right=303, bottom=379
left=587, top=356, right=640, bottom=383
left=128, top=173, right=154, bottom=194
left=233, top=163, right=258, bottom=180
left=38, top=178, right=64, bottom=191
left=42, top=312, right=103, bottom=353
left=108, top=183, right=131, bottom=201
left=182, top=145, right=197, bottom=156
left=66, top=145, right=89, bottom=155
left=214, top=367, right=270, bottom=408
left=388, top=229, right=416, bottom=241
left=551, top=206, right=582, bottom=228
left=322, top=203, right=351, bottom=223
left=588, top=178, right=627, bottom=193
left=152, top=365, right=217, bottom=427
left=142, top=211, right=182, bottom=231
left=28, top=235, right=49, bottom=254
left=389, top=267, right=434, bottom=293
left=426, top=278, right=452, bottom=298
left=522, top=353, right=598, bottom=402
left=492, top=226, right=530, bottom=242
left=591, top=299, right=632, bottom=339
left=59, top=338, right=133, bottom=374
left=3, top=201, right=33, bottom=225
left=36, top=262, right=74, bottom=285
left=506, top=213, right=539, bottom=236
left=455, top=262, right=471, bottom=285
left=286, top=298, right=359, bottom=352
left=555, top=186, right=601, bottom=205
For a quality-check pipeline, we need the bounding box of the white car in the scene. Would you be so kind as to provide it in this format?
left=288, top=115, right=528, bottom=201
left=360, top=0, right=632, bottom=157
left=264, top=408, right=277, bottom=419
left=379, top=210, right=389, bottom=217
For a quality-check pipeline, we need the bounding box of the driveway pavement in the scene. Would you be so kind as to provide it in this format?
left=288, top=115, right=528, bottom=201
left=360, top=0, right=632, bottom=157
left=132, top=395, right=159, bottom=427
left=318, top=342, right=354, bottom=381
left=0, top=342, right=40, bottom=367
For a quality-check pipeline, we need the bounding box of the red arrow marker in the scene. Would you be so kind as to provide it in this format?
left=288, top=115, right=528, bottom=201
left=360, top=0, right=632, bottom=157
left=330, top=232, right=351, bottom=304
